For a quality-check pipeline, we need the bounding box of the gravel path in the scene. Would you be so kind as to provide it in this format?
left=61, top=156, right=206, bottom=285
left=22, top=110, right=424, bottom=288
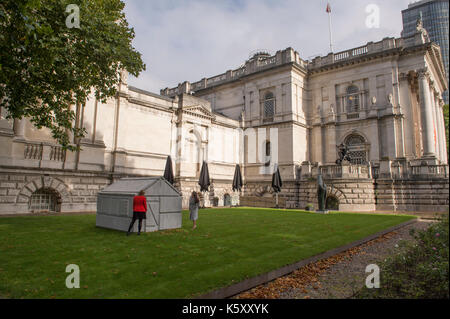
left=234, top=219, right=433, bottom=299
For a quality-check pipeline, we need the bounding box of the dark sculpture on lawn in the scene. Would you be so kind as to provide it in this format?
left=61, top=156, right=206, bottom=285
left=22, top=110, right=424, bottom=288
left=335, top=143, right=351, bottom=165
left=317, top=174, right=327, bottom=211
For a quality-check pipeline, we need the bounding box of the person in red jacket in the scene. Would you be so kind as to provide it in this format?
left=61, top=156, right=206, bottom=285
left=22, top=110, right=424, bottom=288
left=127, top=190, right=147, bottom=236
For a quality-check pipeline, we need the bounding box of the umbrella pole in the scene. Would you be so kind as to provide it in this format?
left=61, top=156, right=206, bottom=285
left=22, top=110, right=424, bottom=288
left=276, top=193, right=279, bottom=208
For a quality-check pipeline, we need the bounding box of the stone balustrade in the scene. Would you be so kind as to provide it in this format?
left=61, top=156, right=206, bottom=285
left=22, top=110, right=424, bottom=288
left=160, top=47, right=307, bottom=97
left=319, top=165, right=343, bottom=178
left=49, top=145, right=66, bottom=162
left=301, top=162, right=371, bottom=180
left=161, top=33, right=428, bottom=97
left=299, top=160, right=448, bottom=181
left=23, top=142, right=67, bottom=163
left=24, top=143, right=43, bottom=160
left=389, top=161, right=449, bottom=180
left=308, top=37, right=404, bottom=69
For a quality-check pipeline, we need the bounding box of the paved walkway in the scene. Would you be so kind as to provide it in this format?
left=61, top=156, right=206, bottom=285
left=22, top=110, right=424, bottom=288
left=345, top=210, right=447, bottom=220
left=234, top=219, right=433, bottom=299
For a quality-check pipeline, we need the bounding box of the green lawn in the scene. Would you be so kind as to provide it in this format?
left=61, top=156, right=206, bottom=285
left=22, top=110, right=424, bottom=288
left=0, top=208, right=414, bottom=298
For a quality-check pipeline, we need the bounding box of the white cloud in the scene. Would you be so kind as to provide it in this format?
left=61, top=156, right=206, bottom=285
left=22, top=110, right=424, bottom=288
left=123, top=0, right=412, bottom=93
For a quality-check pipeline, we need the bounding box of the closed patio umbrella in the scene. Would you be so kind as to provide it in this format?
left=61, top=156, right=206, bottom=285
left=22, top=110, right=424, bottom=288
left=272, top=164, right=283, bottom=207
left=198, top=161, right=210, bottom=192
left=163, top=155, right=174, bottom=185
left=232, top=164, right=243, bottom=192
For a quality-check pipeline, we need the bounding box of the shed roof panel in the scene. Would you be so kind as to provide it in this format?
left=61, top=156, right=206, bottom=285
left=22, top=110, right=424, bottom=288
left=100, top=178, right=159, bottom=194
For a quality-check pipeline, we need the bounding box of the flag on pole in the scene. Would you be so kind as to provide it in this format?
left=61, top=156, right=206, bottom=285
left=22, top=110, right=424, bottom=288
left=326, top=2, right=333, bottom=52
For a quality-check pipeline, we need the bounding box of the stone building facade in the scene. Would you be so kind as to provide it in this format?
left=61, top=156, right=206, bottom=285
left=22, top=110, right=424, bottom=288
left=0, top=26, right=448, bottom=215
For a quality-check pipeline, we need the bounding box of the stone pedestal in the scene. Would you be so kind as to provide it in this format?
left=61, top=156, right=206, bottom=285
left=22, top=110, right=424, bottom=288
left=13, top=118, right=26, bottom=141
left=300, top=161, right=312, bottom=179
left=379, top=159, right=392, bottom=178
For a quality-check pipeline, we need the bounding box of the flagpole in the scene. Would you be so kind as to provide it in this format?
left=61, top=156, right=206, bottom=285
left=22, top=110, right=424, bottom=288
left=327, top=3, right=333, bottom=53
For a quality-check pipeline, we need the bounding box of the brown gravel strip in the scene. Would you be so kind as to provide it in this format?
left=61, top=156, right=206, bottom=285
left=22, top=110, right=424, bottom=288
left=233, top=220, right=433, bottom=299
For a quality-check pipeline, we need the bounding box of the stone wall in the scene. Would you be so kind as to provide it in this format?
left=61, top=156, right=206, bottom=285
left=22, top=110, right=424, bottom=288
left=243, top=180, right=299, bottom=209
left=0, top=168, right=243, bottom=214
left=0, top=168, right=110, bottom=214
left=242, top=164, right=448, bottom=213
left=174, top=178, right=239, bottom=210
left=297, top=179, right=376, bottom=211
left=240, top=196, right=286, bottom=208
left=375, top=178, right=449, bottom=212
left=1, top=165, right=448, bottom=215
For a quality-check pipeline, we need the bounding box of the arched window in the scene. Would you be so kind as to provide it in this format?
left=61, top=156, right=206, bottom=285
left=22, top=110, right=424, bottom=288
left=29, top=188, right=61, bottom=213
left=326, top=195, right=339, bottom=210
left=264, top=140, right=271, bottom=167
left=344, top=134, right=367, bottom=165
left=346, top=85, right=360, bottom=114
left=264, top=92, right=275, bottom=119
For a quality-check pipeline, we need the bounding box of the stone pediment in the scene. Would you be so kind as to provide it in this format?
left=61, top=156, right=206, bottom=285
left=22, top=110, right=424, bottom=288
left=429, top=44, right=447, bottom=87
left=182, top=105, right=216, bottom=121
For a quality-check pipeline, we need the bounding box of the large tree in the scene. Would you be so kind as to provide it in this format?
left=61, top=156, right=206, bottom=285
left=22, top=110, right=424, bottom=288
left=0, top=0, right=145, bottom=150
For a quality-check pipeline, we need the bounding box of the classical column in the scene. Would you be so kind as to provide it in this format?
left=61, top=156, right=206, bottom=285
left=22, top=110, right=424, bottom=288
left=437, top=99, right=448, bottom=164
left=430, top=88, right=440, bottom=160
left=417, top=69, right=436, bottom=157
left=324, top=123, right=336, bottom=164
left=399, top=73, right=414, bottom=158
left=13, top=118, right=26, bottom=140
left=432, top=91, right=443, bottom=162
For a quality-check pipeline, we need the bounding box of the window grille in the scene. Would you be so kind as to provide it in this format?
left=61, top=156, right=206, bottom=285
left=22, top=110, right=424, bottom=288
left=345, top=134, right=367, bottom=165
left=264, top=92, right=275, bottom=119
left=29, top=188, right=59, bottom=212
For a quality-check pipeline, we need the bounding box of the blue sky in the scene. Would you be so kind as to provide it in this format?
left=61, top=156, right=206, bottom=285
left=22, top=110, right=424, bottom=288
left=122, top=0, right=413, bottom=93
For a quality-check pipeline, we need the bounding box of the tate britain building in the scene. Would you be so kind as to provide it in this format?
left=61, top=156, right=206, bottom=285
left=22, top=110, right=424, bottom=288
left=0, top=23, right=448, bottom=215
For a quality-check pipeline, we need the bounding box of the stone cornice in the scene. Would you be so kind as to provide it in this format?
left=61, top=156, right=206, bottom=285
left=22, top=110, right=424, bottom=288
left=426, top=44, right=448, bottom=91
left=162, top=48, right=308, bottom=97
left=0, top=128, right=14, bottom=137
left=125, top=95, right=175, bottom=114
left=0, top=165, right=111, bottom=177
left=211, top=118, right=240, bottom=129
left=191, top=62, right=301, bottom=96
left=242, top=119, right=308, bottom=130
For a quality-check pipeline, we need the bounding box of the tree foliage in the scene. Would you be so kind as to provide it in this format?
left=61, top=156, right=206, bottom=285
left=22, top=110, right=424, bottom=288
left=0, top=0, right=145, bottom=150
left=356, top=217, right=449, bottom=299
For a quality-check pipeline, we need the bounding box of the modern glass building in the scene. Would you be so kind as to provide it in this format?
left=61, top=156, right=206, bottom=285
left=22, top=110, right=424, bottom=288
left=402, top=0, right=449, bottom=104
